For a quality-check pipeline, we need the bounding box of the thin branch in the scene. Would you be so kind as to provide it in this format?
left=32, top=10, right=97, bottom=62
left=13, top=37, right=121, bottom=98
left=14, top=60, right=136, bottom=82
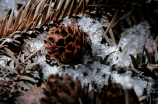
left=112, top=10, right=133, bottom=28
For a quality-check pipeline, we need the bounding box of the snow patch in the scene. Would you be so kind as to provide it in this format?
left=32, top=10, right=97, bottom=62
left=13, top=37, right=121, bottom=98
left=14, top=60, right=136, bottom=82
left=108, top=21, right=154, bottom=67
left=111, top=71, right=147, bottom=97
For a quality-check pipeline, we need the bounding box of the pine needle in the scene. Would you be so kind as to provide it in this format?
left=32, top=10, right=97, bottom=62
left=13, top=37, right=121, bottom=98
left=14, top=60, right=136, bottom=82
left=2, top=47, right=42, bottom=79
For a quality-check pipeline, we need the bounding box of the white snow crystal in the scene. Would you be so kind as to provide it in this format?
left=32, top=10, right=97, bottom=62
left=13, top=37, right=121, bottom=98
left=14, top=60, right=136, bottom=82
left=33, top=55, right=46, bottom=64
left=0, top=60, right=6, bottom=68
left=111, top=71, right=147, bottom=97
left=77, top=14, right=113, bottom=56
left=42, top=64, right=59, bottom=79
left=25, top=32, right=46, bottom=53
left=20, top=0, right=30, bottom=4
left=0, top=55, right=11, bottom=68
left=0, top=55, right=15, bottom=69
left=61, top=59, right=110, bottom=86
left=33, top=53, right=59, bottom=79
left=108, top=21, right=154, bottom=67
left=0, top=0, right=20, bottom=17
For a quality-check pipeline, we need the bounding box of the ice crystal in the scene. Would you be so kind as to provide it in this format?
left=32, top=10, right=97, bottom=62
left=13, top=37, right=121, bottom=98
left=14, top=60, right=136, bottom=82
left=61, top=58, right=110, bottom=86
left=108, top=21, right=154, bottom=67
left=0, top=55, right=11, bottom=68
left=77, top=14, right=114, bottom=56
left=111, top=71, right=147, bottom=97
left=0, top=0, right=19, bottom=17
left=25, top=32, right=46, bottom=53
left=0, top=0, right=31, bottom=18
left=78, top=15, right=154, bottom=68
left=20, top=0, right=30, bottom=4
left=42, top=64, right=59, bottom=79
left=62, top=17, right=76, bottom=26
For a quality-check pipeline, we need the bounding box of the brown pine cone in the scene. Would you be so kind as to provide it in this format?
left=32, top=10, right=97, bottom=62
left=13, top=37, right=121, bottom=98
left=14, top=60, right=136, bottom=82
left=45, top=23, right=88, bottom=64
left=18, top=74, right=88, bottom=104
left=41, top=74, right=87, bottom=104
left=18, top=74, right=126, bottom=104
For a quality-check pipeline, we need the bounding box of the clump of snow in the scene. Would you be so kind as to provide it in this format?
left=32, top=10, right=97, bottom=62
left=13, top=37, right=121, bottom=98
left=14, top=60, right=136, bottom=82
left=33, top=53, right=59, bottom=79
left=62, top=17, right=77, bottom=26
left=108, top=21, right=154, bottom=67
left=62, top=59, right=110, bottom=86
left=0, top=0, right=31, bottom=18
left=42, top=64, right=59, bottom=79
left=24, top=32, right=46, bottom=65
left=108, top=22, right=153, bottom=96
left=77, top=14, right=117, bottom=56
left=0, top=0, right=20, bottom=17
left=25, top=32, right=46, bottom=53
left=111, top=71, right=147, bottom=97
left=24, top=32, right=46, bottom=63
left=33, top=55, right=46, bottom=64
left=0, top=60, right=6, bottom=68
left=0, top=55, right=12, bottom=68
left=20, top=0, right=30, bottom=4
left=132, top=77, right=148, bottom=96
left=123, top=75, right=133, bottom=89
left=77, top=14, right=154, bottom=67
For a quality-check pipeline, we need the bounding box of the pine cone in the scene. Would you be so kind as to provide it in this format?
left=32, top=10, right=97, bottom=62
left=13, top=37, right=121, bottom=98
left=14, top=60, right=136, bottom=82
left=18, top=74, right=126, bottom=104
left=41, top=74, right=88, bottom=104
left=18, top=74, right=88, bottom=104
left=45, top=23, right=88, bottom=64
